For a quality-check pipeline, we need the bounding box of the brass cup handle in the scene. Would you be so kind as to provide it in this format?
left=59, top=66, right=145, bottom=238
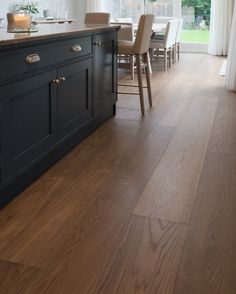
left=94, top=41, right=102, bottom=46
left=52, top=79, right=60, bottom=85
left=71, top=44, right=82, bottom=52
left=59, top=77, right=66, bottom=82
left=26, top=53, right=41, bottom=64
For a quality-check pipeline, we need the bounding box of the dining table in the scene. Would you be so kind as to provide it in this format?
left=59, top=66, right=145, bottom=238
left=133, top=22, right=167, bottom=34
left=112, top=21, right=167, bottom=34
left=32, top=18, right=77, bottom=24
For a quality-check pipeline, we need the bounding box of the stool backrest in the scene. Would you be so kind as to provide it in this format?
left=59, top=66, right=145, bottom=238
left=176, top=19, right=183, bottom=43
left=164, top=19, right=179, bottom=49
left=84, top=12, right=110, bottom=25
left=117, top=23, right=134, bottom=41
left=134, top=14, right=154, bottom=54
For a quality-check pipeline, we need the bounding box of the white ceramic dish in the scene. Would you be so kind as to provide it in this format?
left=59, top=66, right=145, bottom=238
left=0, top=17, right=4, bottom=28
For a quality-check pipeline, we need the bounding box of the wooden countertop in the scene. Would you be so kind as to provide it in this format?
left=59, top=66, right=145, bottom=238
left=0, top=22, right=120, bottom=47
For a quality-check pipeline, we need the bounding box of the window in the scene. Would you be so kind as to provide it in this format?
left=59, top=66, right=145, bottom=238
left=181, top=0, right=211, bottom=43
left=107, top=0, right=211, bottom=46
left=144, top=0, right=174, bottom=18
left=108, top=0, right=132, bottom=22
left=108, top=0, right=174, bottom=23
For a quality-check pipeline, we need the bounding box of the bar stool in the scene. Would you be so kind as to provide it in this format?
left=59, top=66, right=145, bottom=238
left=84, top=13, right=110, bottom=25
left=116, top=23, right=135, bottom=79
left=118, top=14, right=154, bottom=115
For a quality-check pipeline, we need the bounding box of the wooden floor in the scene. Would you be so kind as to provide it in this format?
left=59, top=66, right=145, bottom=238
left=1, top=54, right=236, bottom=294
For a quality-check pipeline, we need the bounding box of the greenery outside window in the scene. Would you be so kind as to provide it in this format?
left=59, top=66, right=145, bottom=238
left=181, top=0, right=211, bottom=43
left=108, top=0, right=211, bottom=44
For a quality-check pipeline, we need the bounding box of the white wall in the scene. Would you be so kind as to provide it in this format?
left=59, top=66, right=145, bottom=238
left=0, top=0, right=81, bottom=23
left=76, top=0, right=86, bottom=24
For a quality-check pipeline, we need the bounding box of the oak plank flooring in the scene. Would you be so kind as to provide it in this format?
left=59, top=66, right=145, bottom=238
left=0, top=55, right=202, bottom=268
left=21, top=126, right=175, bottom=294
left=88, top=216, right=187, bottom=294
left=134, top=94, right=219, bottom=223
left=0, top=119, right=140, bottom=263
left=0, top=118, right=162, bottom=267
left=208, top=90, right=236, bottom=155
left=0, top=260, right=41, bottom=294
left=0, top=54, right=233, bottom=293
left=173, top=152, right=236, bottom=294
left=158, top=82, right=197, bottom=127
left=116, top=54, right=204, bottom=120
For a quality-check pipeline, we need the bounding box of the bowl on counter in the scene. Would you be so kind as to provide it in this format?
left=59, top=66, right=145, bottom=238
left=0, top=17, right=4, bottom=27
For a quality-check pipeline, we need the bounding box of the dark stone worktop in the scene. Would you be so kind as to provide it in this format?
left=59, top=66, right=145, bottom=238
left=0, top=22, right=120, bottom=48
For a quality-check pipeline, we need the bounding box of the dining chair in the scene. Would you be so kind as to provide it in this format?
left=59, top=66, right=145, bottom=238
left=175, top=19, right=184, bottom=62
left=150, top=19, right=179, bottom=71
left=118, top=14, right=154, bottom=115
left=84, top=12, right=110, bottom=25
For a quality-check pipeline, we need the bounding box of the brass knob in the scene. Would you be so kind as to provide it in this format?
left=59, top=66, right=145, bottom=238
left=94, top=41, right=102, bottom=46
left=26, top=53, right=40, bottom=64
left=71, top=44, right=82, bottom=52
left=52, top=79, right=60, bottom=84
left=59, top=77, right=66, bottom=82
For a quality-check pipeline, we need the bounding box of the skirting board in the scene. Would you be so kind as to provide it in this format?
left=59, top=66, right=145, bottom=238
left=219, top=60, right=227, bottom=76
left=180, top=43, right=209, bottom=54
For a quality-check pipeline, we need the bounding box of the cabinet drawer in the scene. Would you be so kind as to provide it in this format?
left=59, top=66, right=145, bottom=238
left=0, top=35, right=92, bottom=81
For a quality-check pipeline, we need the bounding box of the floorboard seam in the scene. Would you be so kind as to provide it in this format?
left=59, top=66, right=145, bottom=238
left=207, top=150, right=236, bottom=158
left=131, top=213, right=189, bottom=226
left=0, top=258, right=42, bottom=270
left=130, top=126, right=178, bottom=216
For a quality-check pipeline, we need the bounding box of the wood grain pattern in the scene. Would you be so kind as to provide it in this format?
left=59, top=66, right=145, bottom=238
left=21, top=126, right=175, bottom=294
left=0, top=54, right=233, bottom=294
left=0, top=119, right=140, bottom=264
left=158, top=80, right=197, bottom=127
left=0, top=118, right=157, bottom=266
left=88, top=216, right=187, bottom=294
left=173, top=152, right=236, bottom=294
left=0, top=260, right=41, bottom=294
left=208, top=90, right=236, bottom=155
left=134, top=94, right=219, bottom=223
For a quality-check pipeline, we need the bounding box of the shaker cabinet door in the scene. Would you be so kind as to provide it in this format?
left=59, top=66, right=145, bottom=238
left=94, top=32, right=117, bottom=114
left=58, top=58, right=93, bottom=138
left=0, top=70, right=57, bottom=180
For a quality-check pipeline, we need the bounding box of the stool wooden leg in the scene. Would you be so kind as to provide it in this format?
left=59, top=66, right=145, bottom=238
left=157, top=48, right=160, bottom=61
left=130, top=55, right=135, bottom=80
left=177, top=43, right=180, bottom=61
left=149, top=48, right=154, bottom=61
left=164, top=48, right=167, bottom=71
left=147, top=51, right=152, bottom=74
left=169, top=48, right=172, bottom=68
left=136, top=54, right=145, bottom=115
left=173, top=44, right=177, bottom=63
left=144, top=52, right=152, bottom=107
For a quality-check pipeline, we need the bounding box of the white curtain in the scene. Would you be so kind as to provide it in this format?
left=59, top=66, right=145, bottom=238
left=226, top=3, right=236, bottom=91
left=208, top=0, right=234, bottom=56
left=86, top=0, right=108, bottom=12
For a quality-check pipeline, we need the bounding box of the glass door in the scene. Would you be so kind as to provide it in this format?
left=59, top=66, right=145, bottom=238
left=108, top=0, right=211, bottom=52
left=181, top=0, right=211, bottom=45
left=109, top=0, right=175, bottom=23
left=144, top=0, right=174, bottom=19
